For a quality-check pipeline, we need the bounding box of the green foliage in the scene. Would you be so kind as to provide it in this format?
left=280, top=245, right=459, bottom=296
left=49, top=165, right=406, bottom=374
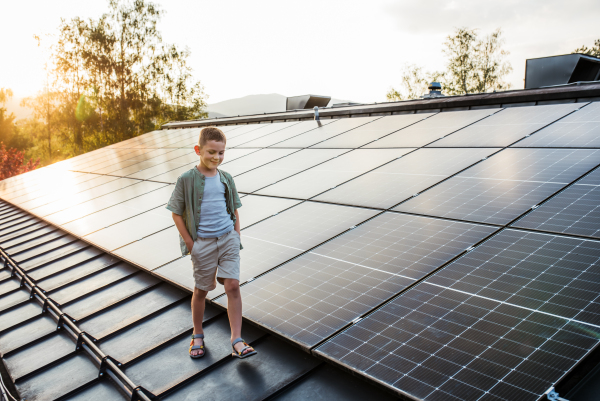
left=387, top=27, right=512, bottom=100
left=387, top=65, right=442, bottom=101
left=573, top=39, right=600, bottom=58
left=443, top=27, right=512, bottom=95
left=18, top=0, right=207, bottom=167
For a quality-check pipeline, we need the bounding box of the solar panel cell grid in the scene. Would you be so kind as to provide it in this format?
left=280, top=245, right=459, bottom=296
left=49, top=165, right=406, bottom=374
left=256, top=148, right=412, bottom=199
left=395, top=148, right=600, bottom=225
left=271, top=117, right=380, bottom=148
left=513, top=168, right=600, bottom=238
left=431, top=103, right=583, bottom=147
left=364, top=109, right=498, bottom=148
left=234, top=149, right=347, bottom=193
left=225, top=121, right=300, bottom=148
left=314, top=148, right=498, bottom=209
left=311, top=113, right=435, bottom=149
left=228, top=119, right=338, bottom=148
left=218, top=213, right=496, bottom=348
left=516, top=101, right=600, bottom=148
left=317, top=229, right=600, bottom=400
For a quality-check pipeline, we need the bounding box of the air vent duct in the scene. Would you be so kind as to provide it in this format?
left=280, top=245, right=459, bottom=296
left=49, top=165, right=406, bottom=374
left=524, top=54, right=600, bottom=89
left=286, top=95, right=331, bottom=111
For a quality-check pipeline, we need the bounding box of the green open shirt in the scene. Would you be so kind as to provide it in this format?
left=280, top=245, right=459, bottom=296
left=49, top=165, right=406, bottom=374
left=166, top=167, right=243, bottom=256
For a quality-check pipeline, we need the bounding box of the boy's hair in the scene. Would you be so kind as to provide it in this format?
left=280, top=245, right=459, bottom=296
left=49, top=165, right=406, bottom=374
left=198, top=126, right=226, bottom=148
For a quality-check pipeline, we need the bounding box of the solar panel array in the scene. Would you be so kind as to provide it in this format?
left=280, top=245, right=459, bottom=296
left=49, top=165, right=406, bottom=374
left=1, top=101, right=599, bottom=400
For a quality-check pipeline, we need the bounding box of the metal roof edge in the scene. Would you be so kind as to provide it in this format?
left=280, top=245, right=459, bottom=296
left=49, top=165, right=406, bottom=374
left=161, top=83, right=600, bottom=129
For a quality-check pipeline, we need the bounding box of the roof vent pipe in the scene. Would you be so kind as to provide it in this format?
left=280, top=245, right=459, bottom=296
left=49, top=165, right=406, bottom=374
left=314, top=106, right=320, bottom=121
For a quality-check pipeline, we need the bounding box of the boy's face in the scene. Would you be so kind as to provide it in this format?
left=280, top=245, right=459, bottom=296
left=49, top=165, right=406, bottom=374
left=195, top=140, right=225, bottom=170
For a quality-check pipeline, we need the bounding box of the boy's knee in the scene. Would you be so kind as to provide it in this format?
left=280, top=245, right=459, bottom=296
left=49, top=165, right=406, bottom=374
left=193, top=287, right=208, bottom=299
left=224, top=279, right=240, bottom=294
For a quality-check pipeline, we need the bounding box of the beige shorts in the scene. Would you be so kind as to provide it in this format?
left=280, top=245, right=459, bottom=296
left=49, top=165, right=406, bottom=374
left=191, top=230, right=240, bottom=291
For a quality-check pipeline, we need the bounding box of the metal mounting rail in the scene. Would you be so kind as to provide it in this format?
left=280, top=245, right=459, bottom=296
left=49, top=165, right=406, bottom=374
left=0, top=249, right=154, bottom=401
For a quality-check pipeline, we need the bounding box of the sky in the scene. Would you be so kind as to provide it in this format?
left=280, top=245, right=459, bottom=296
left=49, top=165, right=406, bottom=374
left=2, top=0, right=599, bottom=106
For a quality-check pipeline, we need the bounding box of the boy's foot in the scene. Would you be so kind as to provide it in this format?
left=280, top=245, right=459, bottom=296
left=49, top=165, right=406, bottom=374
left=231, top=338, right=257, bottom=359
left=189, top=333, right=205, bottom=358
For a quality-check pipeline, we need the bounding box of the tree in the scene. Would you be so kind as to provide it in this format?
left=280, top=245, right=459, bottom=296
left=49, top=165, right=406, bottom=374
left=387, top=27, right=512, bottom=100
left=0, top=88, right=16, bottom=145
left=443, top=28, right=512, bottom=95
left=573, top=39, right=600, bottom=57
left=386, top=65, right=441, bottom=101
left=0, top=142, right=40, bottom=180
left=21, top=0, right=208, bottom=165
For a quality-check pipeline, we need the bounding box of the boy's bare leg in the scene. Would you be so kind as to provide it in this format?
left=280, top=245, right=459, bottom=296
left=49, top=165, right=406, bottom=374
left=224, top=278, right=254, bottom=355
left=191, top=287, right=208, bottom=356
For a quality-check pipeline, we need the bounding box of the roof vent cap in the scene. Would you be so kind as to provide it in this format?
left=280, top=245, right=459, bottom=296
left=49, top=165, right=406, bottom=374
left=421, top=82, right=445, bottom=99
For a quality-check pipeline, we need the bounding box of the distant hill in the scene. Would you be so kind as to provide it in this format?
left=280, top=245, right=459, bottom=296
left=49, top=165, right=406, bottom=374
left=206, top=93, right=355, bottom=118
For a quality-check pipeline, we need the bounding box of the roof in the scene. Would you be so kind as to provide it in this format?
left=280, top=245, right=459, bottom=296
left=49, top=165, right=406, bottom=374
left=1, top=85, right=600, bottom=401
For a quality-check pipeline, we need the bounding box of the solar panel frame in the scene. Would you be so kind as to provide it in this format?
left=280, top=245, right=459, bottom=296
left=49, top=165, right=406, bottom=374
left=310, top=113, right=436, bottom=149
left=237, top=119, right=339, bottom=148
left=514, top=101, right=600, bottom=148
left=255, top=149, right=413, bottom=200
left=395, top=148, right=600, bottom=225
left=314, top=148, right=499, bottom=209
left=216, top=213, right=497, bottom=349
left=315, top=229, right=600, bottom=401
left=429, top=103, right=583, bottom=148
left=270, top=116, right=381, bottom=148
left=364, top=109, right=499, bottom=148
left=512, top=167, right=600, bottom=239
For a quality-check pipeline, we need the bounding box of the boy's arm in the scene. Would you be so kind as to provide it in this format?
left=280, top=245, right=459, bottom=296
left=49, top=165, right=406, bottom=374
left=172, top=213, right=194, bottom=253
left=234, top=209, right=240, bottom=235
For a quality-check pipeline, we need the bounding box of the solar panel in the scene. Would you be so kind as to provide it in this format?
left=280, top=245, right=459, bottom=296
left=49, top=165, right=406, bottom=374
left=237, top=119, right=338, bottom=148
left=234, top=194, right=301, bottom=228
left=235, top=149, right=347, bottom=193
left=27, top=178, right=142, bottom=218
left=215, top=213, right=496, bottom=348
left=225, top=121, right=301, bottom=148
left=395, top=148, right=600, bottom=225
left=62, top=185, right=175, bottom=236
left=84, top=205, right=173, bottom=251
left=430, top=103, right=583, bottom=147
left=203, top=202, right=379, bottom=300
left=44, top=181, right=167, bottom=226
left=314, top=148, right=498, bottom=209
left=256, top=149, right=412, bottom=199
left=364, top=109, right=498, bottom=148
left=127, top=148, right=257, bottom=181
left=217, top=148, right=298, bottom=176
left=516, top=101, right=600, bottom=148
left=311, top=113, right=435, bottom=149
left=113, top=225, right=181, bottom=270
left=271, top=117, right=381, bottom=148
left=316, top=229, right=600, bottom=400
left=512, top=168, right=600, bottom=238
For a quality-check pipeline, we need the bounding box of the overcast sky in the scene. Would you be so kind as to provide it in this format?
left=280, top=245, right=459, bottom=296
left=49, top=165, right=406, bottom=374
left=2, top=0, right=599, bottom=104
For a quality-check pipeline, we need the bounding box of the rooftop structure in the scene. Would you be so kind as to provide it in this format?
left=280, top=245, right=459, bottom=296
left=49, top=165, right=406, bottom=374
left=1, top=82, right=600, bottom=401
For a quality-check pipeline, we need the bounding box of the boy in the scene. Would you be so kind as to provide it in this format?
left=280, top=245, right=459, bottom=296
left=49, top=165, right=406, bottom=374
left=166, top=126, right=256, bottom=359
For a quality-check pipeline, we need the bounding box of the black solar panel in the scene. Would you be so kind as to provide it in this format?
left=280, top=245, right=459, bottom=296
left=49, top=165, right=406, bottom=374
left=237, top=119, right=338, bottom=148
left=216, top=213, right=496, bottom=348
left=430, top=103, right=582, bottom=147
left=256, top=149, right=412, bottom=199
left=512, top=168, right=600, bottom=238
left=311, top=113, right=435, bottom=149
left=235, top=149, right=347, bottom=193
left=225, top=121, right=301, bottom=148
left=314, top=148, right=498, bottom=209
left=316, top=229, right=600, bottom=400
left=516, top=101, right=600, bottom=148
left=364, top=109, right=498, bottom=148
left=271, top=117, right=380, bottom=148
left=395, top=148, right=600, bottom=225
